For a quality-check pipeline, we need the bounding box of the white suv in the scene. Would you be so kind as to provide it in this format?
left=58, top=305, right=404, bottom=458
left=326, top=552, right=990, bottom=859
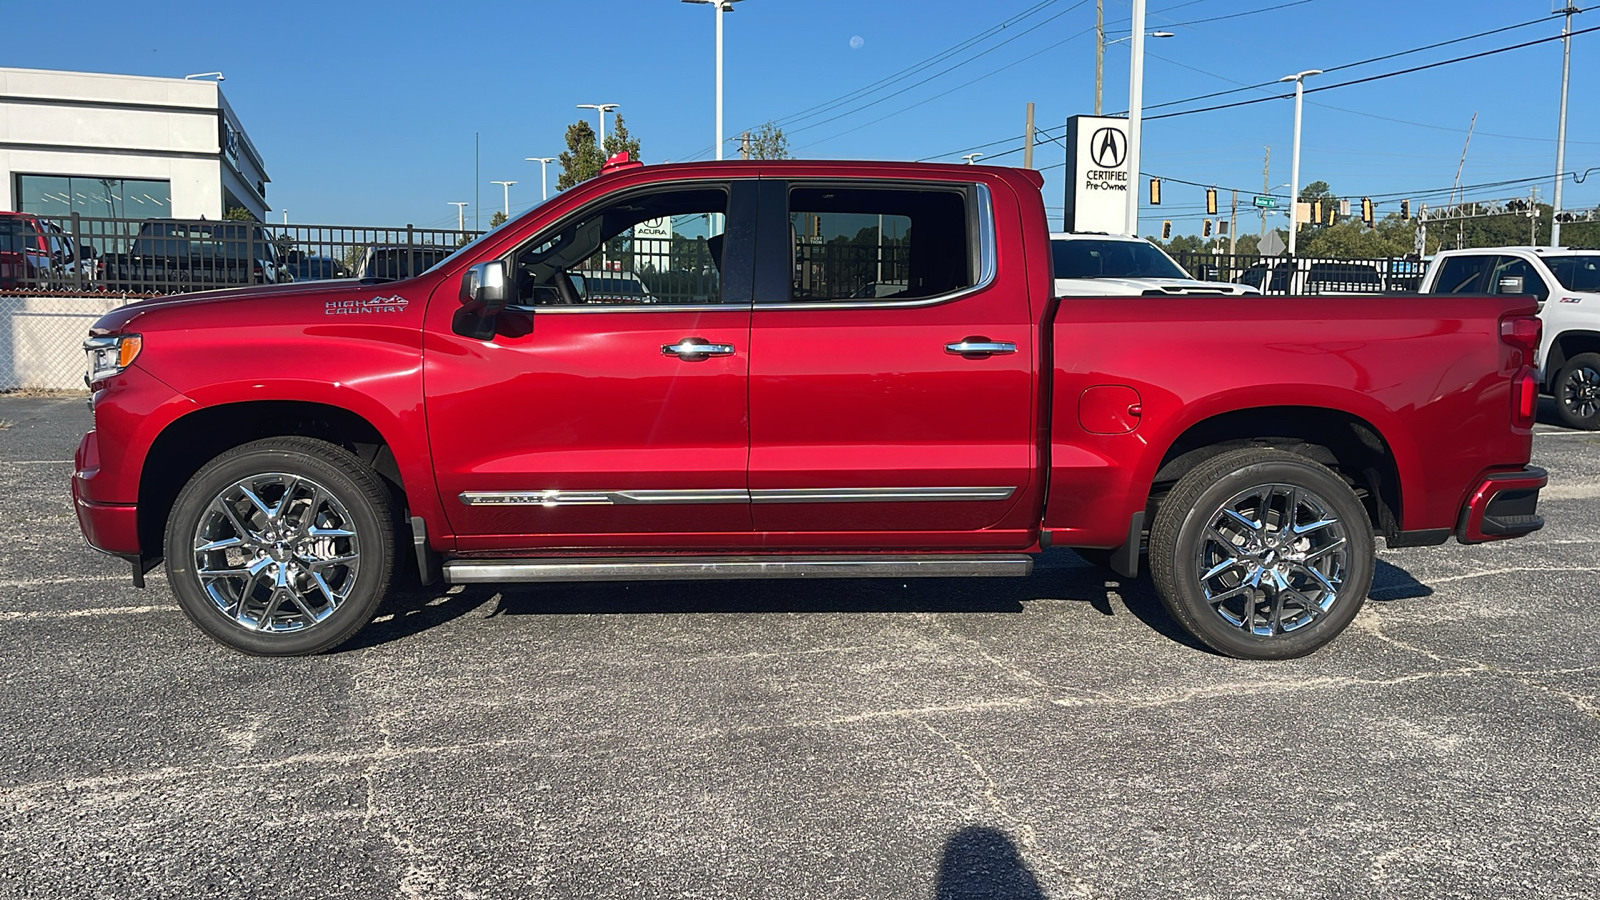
left=1050, top=232, right=1259, bottom=297
left=1420, top=246, right=1600, bottom=428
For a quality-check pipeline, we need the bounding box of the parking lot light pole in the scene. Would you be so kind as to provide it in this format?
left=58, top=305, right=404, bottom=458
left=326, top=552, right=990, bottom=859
left=1124, top=0, right=1148, bottom=237
left=449, top=202, right=468, bottom=232
left=1279, top=69, right=1322, bottom=257
left=491, top=181, right=516, bottom=217
left=576, top=103, right=619, bottom=152
left=683, top=0, right=744, bottom=161
left=526, top=157, right=557, bottom=201
left=962, top=153, right=984, bottom=165
left=1553, top=3, right=1582, bottom=247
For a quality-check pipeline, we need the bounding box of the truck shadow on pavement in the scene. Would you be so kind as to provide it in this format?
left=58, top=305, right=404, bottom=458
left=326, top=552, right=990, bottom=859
left=934, top=825, right=1045, bottom=900
left=342, top=551, right=1436, bottom=656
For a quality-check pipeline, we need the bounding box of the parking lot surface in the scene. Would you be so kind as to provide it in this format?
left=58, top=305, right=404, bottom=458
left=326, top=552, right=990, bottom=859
left=2, top=395, right=1597, bottom=900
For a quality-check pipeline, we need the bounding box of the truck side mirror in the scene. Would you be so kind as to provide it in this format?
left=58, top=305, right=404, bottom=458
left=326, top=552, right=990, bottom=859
left=1498, top=275, right=1526, bottom=295
left=460, top=261, right=509, bottom=314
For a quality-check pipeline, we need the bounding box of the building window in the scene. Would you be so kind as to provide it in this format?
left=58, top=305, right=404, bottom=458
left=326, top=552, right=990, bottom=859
left=15, top=175, right=172, bottom=219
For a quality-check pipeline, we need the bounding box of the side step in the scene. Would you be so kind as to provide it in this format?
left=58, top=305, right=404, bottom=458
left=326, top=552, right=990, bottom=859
left=442, top=554, right=1033, bottom=585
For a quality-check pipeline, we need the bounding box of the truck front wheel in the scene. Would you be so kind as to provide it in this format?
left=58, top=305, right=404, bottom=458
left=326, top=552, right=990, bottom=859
left=1554, top=352, right=1600, bottom=430
left=164, top=437, right=397, bottom=656
left=1148, top=448, right=1374, bottom=660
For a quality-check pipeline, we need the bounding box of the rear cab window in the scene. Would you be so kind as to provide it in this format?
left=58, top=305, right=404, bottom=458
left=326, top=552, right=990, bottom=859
left=781, top=184, right=978, bottom=303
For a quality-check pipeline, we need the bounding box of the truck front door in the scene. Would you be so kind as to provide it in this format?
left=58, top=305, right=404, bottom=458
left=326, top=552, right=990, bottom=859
left=426, top=180, right=756, bottom=552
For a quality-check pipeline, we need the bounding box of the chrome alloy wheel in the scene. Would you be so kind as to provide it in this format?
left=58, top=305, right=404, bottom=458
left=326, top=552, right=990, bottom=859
left=1563, top=365, right=1600, bottom=420
left=1194, top=483, right=1349, bottom=636
left=191, top=473, right=361, bottom=634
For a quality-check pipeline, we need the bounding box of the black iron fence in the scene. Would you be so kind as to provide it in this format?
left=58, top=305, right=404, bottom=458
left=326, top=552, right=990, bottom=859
left=1, top=212, right=480, bottom=296
left=1175, top=252, right=1427, bottom=295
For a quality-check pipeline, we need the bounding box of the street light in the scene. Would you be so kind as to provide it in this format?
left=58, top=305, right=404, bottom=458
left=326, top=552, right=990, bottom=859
left=682, top=0, right=744, bottom=160
left=961, top=153, right=984, bottom=165
left=490, top=181, right=516, bottom=217
left=576, top=103, right=619, bottom=152
left=449, top=202, right=469, bottom=232
left=1096, top=30, right=1173, bottom=115
left=1278, top=69, right=1322, bottom=256
left=1552, top=3, right=1582, bottom=247
left=1123, top=0, right=1150, bottom=238
left=183, top=72, right=224, bottom=81
left=525, top=157, right=557, bottom=201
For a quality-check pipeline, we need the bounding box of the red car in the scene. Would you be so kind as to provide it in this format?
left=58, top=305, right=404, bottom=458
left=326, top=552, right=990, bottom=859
left=73, top=157, right=1546, bottom=659
left=0, top=211, right=68, bottom=290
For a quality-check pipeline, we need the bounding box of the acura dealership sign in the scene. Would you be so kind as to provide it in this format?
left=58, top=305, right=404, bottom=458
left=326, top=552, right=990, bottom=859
left=1062, top=115, right=1132, bottom=234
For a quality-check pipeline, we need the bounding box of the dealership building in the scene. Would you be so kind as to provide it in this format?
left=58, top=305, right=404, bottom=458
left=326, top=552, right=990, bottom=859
left=0, top=67, right=271, bottom=221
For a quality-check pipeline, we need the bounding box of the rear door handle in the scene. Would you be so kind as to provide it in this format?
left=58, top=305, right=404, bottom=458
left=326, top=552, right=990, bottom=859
left=945, top=337, right=1017, bottom=358
left=663, top=337, right=736, bottom=360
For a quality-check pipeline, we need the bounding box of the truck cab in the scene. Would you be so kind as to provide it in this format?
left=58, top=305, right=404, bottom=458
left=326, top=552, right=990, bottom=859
left=1420, top=247, right=1600, bottom=428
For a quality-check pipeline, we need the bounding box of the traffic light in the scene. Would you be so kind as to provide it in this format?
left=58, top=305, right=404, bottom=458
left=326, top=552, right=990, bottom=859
left=1218, top=220, right=1229, bottom=236
left=1150, top=178, right=1162, bottom=205
left=1161, top=220, right=1172, bottom=240
left=1205, top=188, right=1218, bottom=216
left=1400, top=199, right=1411, bottom=220
left=1202, top=219, right=1213, bottom=237
left=1361, top=197, right=1374, bottom=226
left=1311, top=199, right=1323, bottom=226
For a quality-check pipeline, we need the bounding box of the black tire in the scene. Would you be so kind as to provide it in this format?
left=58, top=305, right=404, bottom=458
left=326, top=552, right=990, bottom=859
left=1148, top=448, right=1374, bottom=660
left=164, top=437, right=397, bottom=656
left=1554, top=352, right=1600, bottom=430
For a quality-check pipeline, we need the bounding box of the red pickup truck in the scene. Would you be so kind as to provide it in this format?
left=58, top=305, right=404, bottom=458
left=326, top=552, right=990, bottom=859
left=74, top=157, right=1546, bottom=660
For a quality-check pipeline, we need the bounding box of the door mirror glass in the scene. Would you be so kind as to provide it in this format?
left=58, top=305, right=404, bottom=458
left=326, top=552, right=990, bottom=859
left=460, top=261, right=509, bottom=314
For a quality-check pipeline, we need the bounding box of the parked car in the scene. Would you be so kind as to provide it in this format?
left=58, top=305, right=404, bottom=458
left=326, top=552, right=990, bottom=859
left=1419, top=246, right=1600, bottom=428
left=75, top=158, right=1545, bottom=660
left=285, top=252, right=351, bottom=282
left=356, top=245, right=452, bottom=281
left=1051, top=232, right=1259, bottom=297
left=0, top=211, right=98, bottom=290
left=100, top=220, right=289, bottom=293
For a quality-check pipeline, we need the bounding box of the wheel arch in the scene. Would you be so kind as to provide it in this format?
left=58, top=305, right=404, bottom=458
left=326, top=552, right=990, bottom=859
left=137, top=400, right=413, bottom=561
left=1543, top=329, right=1600, bottom=391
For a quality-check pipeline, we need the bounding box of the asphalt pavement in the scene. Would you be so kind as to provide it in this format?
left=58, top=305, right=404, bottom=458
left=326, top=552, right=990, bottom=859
left=1, top=395, right=1596, bottom=900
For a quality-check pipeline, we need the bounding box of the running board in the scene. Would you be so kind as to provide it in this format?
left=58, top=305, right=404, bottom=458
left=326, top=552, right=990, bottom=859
left=442, top=554, right=1033, bottom=584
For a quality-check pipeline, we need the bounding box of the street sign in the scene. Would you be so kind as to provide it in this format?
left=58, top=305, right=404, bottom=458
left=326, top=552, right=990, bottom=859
left=1260, top=231, right=1285, bottom=256
left=1252, top=195, right=1278, bottom=209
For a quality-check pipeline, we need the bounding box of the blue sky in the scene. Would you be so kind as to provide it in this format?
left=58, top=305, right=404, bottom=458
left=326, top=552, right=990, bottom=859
left=9, top=0, right=1595, bottom=236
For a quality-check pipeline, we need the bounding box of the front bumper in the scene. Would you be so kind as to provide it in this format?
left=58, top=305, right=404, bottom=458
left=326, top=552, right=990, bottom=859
left=73, top=429, right=140, bottom=556
left=1457, top=466, right=1547, bottom=544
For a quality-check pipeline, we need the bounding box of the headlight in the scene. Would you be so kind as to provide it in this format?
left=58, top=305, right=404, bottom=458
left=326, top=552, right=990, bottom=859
left=83, top=334, right=142, bottom=384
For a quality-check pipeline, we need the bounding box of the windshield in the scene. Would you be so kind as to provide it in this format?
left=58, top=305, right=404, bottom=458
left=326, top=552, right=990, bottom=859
left=1051, top=238, right=1189, bottom=279
left=1548, top=255, right=1600, bottom=293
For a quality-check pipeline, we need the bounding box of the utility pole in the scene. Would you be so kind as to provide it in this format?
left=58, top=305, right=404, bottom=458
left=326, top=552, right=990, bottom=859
left=740, top=130, right=750, bottom=159
left=1094, top=0, right=1104, bottom=115
left=1261, top=146, right=1270, bottom=239
left=1023, top=102, right=1035, bottom=169
left=1229, top=189, right=1238, bottom=256
left=1553, top=3, right=1582, bottom=246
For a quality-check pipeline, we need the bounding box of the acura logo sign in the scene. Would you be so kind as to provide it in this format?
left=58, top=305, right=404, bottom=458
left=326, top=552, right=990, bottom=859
left=1089, top=127, right=1127, bottom=169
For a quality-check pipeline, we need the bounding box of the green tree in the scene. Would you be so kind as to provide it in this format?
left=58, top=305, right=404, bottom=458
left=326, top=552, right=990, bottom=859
left=744, top=121, right=791, bottom=159
left=602, top=113, right=643, bottom=162
left=557, top=120, right=604, bottom=190
left=223, top=206, right=256, bottom=222
left=489, top=210, right=508, bottom=228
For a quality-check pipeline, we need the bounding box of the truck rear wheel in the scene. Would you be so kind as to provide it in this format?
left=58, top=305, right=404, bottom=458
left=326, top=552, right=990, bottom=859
left=1554, top=352, right=1600, bottom=430
left=1148, top=448, right=1373, bottom=660
left=164, top=437, right=396, bottom=656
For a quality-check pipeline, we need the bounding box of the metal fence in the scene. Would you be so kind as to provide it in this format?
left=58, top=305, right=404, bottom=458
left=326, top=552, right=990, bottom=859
left=1176, top=252, right=1427, bottom=295
left=2, top=212, right=480, bottom=297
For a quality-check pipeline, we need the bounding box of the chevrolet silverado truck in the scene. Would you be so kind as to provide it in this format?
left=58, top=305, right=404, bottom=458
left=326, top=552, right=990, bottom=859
left=1419, top=246, right=1600, bottom=429
left=74, top=156, right=1547, bottom=660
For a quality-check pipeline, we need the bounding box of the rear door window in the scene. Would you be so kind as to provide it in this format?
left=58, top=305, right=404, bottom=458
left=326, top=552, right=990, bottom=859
left=1488, top=256, right=1549, bottom=302
left=782, top=185, right=972, bottom=302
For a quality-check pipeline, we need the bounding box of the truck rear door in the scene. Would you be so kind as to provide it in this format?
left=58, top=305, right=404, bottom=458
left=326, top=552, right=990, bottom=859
left=744, top=177, right=1040, bottom=547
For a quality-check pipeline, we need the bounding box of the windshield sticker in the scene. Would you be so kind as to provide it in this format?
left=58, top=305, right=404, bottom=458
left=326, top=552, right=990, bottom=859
left=326, top=295, right=409, bottom=316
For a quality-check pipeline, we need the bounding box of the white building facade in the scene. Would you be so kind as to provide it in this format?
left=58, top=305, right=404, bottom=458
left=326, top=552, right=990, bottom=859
left=0, top=67, right=270, bottom=221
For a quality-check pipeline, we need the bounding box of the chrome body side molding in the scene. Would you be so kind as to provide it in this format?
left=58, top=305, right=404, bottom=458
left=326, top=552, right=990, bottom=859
left=459, top=486, right=1017, bottom=506
left=748, top=487, right=1016, bottom=504
left=443, top=554, right=1033, bottom=584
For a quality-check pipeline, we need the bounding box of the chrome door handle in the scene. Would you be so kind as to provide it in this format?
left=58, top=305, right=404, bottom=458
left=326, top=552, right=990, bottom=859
left=945, top=338, right=1017, bottom=357
left=663, top=337, right=736, bottom=360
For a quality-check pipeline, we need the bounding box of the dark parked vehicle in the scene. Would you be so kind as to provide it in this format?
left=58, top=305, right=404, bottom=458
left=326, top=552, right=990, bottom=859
left=101, top=220, right=288, bottom=294
left=285, top=252, right=351, bottom=282
left=356, top=245, right=452, bottom=281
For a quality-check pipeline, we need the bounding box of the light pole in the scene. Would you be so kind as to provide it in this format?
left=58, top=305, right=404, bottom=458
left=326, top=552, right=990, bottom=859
left=576, top=103, right=619, bottom=152
left=962, top=153, right=984, bottom=165
left=1279, top=69, right=1321, bottom=256
left=1122, top=0, right=1155, bottom=237
left=449, top=202, right=469, bottom=232
left=1097, top=30, right=1173, bottom=115
left=183, top=72, right=224, bottom=81
left=282, top=210, right=288, bottom=225
left=683, top=0, right=744, bottom=160
left=525, top=157, right=556, bottom=201
left=490, top=181, right=516, bottom=217
left=1552, top=3, right=1582, bottom=246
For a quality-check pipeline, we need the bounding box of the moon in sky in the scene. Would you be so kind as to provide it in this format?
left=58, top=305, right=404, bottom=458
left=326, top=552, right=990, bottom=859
left=849, top=35, right=864, bottom=50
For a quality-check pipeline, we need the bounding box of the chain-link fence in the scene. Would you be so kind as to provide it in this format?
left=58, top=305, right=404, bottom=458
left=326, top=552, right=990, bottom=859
left=0, top=294, right=134, bottom=390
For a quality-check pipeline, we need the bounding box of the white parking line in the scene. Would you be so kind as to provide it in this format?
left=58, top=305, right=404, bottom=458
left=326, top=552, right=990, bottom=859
left=9, top=460, right=72, bottom=465
left=0, top=604, right=169, bottom=623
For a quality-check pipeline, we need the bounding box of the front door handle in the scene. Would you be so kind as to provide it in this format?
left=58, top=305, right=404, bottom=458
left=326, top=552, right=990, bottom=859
left=663, top=337, right=736, bottom=361
left=945, top=337, right=1017, bottom=358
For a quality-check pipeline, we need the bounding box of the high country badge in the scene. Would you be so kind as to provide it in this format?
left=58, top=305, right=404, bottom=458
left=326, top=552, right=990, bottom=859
left=326, top=295, right=409, bottom=315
